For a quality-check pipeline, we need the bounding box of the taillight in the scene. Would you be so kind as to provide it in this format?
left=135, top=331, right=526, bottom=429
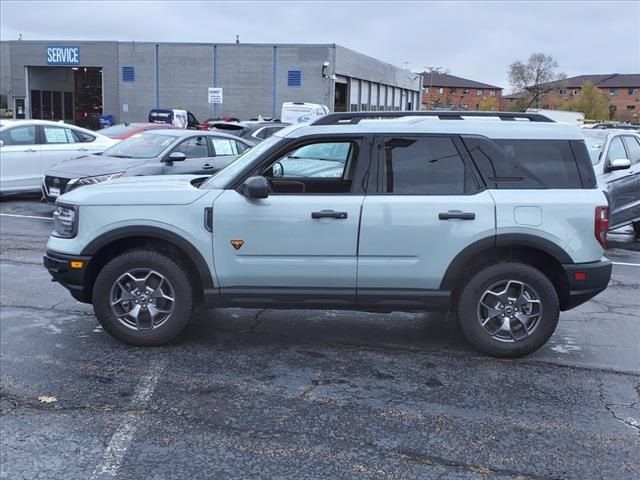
left=595, top=206, right=609, bottom=249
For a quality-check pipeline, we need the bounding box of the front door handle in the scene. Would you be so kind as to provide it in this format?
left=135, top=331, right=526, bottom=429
left=311, top=210, right=348, bottom=219
left=438, top=210, right=476, bottom=220
left=202, top=163, right=215, bottom=170
left=77, top=147, right=89, bottom=152
left=24, top=148, right=37, bottom=153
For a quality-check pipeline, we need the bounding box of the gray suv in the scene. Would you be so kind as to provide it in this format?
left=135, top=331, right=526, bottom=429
left=42, top=129, right=253, bottom=201
left=44, top=111, right=612, bottom=358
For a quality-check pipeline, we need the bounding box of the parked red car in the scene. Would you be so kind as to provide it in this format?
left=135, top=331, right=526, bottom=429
left=97, top=122, right=174, bottom=140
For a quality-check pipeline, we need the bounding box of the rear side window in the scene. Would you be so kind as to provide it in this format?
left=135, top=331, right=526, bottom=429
left=70, top=129, right=95, bottom=143
left=464, top=136, right=585, bottom=189
left=381, top=136, right=473, bottom=194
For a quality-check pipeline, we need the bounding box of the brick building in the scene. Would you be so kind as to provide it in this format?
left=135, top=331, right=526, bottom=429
left=503, top=73, right=640, bottom=122
left=420, top=72, right=503, bottom=111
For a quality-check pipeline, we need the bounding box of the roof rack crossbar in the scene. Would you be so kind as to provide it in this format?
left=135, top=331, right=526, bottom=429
left=311, top=111, right=555, bottom=125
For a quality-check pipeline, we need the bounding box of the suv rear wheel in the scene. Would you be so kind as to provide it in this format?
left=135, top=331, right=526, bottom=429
left=92, top=249, right=193, bottom=346
left=457, top=262, right=559, bottom=358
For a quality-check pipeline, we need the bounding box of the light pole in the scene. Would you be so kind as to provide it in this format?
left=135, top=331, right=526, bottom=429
left=424, top=66, right=444, bottom=110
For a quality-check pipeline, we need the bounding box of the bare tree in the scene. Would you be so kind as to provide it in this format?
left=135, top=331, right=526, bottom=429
left=508, top=53, right=565, bottom=108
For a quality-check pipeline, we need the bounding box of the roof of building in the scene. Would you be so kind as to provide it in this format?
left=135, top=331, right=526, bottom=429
left=504, top=73, right=640, bottom=99
left=419, top=72, right=502, bottom=90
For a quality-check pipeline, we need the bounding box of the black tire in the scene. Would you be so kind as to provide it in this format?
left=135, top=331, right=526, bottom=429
left=92, top=249, right=193, bottom=346
left=633, top=222, right=640, bottom=238
left=457, top=261, right=559, bottom=358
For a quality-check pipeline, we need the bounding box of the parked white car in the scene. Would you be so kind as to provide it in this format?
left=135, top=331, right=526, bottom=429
left=0, top=120, right=118, bottom=194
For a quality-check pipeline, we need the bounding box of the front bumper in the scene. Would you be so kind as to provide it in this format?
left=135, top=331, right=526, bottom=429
left=561, top=258, right=612, bottom=310
left=43, top=250, right=93, bottom=303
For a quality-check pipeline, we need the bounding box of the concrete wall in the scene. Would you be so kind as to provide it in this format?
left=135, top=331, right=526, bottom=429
left=117, top=42, right=157, bottom=123
left=0, top=42, right=11, bottom=108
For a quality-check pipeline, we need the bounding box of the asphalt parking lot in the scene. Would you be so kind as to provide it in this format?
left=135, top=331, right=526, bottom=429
left=1, top=196, right=639, bottom=480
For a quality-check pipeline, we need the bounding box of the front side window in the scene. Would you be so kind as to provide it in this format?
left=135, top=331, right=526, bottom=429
left=43, top=126, right=76, bottom=144
left=606, top=137, right=628, bottom=163
left=0, top=125, right=37, bottom=146
left=622, top=136, right=640, bottom=164
left=381, top=136, right=470, bottom=195
left=175, top=136, right=209, bottom=159
left=273, top=142, right=352, bottom=179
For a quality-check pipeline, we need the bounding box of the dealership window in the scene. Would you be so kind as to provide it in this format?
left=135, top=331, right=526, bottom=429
left=371, top=83, right=379, bottom=111
left=350, top=78, right=360, bottom=111
left=0, top=94, right=7, bottom=109
left=287, top=70, right=302, bottom=88
left=122, top=66, right=135, bottom=83
left=361, top=81, right=370, bottom=111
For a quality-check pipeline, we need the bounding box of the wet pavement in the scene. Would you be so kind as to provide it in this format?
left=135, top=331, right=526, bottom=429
left=1, top=198, right=639, bottom=479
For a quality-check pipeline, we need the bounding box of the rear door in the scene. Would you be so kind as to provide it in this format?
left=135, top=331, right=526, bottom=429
left=0, top=124, right=41, bottom=191
left=357, top=135, right=495, bottom=307
left=40, top=124, right=86, bottom=172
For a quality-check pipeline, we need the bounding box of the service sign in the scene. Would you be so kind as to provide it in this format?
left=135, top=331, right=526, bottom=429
left=46, top=46, right=80, bottom=65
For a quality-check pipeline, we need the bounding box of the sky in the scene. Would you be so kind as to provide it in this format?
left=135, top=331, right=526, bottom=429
left=1, top=0, right=639, bottom=92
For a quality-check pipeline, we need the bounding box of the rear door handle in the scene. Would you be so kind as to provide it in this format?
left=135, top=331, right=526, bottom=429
left=311, top=210, right=348, bottom=219
left=77, top=147, right=89, bottom=151
left=438, top=210, right=476, bottom=220
left=24, top=149, right=37, bottom=153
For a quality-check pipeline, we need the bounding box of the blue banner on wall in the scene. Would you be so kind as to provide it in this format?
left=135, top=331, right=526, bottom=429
left=46, top=46, right=80, bottom=65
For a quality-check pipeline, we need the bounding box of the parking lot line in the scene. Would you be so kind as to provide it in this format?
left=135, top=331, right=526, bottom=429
left=611, top=261, right=640, bottom=268
left=89, top=362, right=165, bottom=479
left=0, top=213, right=53, bottom=221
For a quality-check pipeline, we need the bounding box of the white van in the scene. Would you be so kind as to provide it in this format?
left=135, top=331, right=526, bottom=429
left=280, top=102, right=330, bottom=124
left=526, top=109, right=585, bottom=126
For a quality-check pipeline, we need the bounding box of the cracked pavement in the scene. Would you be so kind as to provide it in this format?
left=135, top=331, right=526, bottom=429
left=1, top=198, right=639, bottom=479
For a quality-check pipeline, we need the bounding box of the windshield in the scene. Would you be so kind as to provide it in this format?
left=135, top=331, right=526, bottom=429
left=583, top=131, right=608, bottom=165
left=102, top=132, right=178, bottom=159
left=201, top=134, right=282, bottom=189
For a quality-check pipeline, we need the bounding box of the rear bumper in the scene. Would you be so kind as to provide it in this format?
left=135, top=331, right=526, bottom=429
left=561, top=258, right=612, bottom=310
left=43, top=250, right=93, bottom=303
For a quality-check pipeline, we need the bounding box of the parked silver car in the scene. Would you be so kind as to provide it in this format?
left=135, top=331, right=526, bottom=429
left=583, top=129, right=640, bottom=235
left=42, top=129, right=253, bottom=201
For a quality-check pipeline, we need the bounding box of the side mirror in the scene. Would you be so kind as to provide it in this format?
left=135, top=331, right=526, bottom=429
left=163, top=152, right=187, bottom=165
left=608, top=158, right=631, bottom=171
left=241, top=176, right=269, bottom=199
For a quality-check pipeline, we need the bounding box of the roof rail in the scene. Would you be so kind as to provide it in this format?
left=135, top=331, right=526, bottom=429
left=311, top=111, right=555, bottom=125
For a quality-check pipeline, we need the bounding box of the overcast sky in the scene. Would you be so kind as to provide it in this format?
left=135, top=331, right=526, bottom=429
left=1, top=1, right=638, bottom=92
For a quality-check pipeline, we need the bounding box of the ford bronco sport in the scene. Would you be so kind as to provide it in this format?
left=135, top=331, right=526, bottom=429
left=44, top=111, right=612, bottom=358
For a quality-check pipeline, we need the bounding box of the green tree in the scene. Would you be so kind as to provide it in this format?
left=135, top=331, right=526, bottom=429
left=561, top=81, right=609, bottom=121
left=508, top=53, right=565, bottom=108
left=478, top=96, right=499, bottom=111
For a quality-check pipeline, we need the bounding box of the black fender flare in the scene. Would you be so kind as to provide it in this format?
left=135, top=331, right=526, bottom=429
left=439, top=233, right=573, bottom=290
left=81, top=226, right=214, bottom=290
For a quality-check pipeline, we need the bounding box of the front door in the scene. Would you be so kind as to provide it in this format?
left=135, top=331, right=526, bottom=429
left=211, top=137, right=370, bottom=304
left=163, top=135, right=215, bottom=175
left=14, top=98, right=25, bottom=119
left=604, top=135, right=637, bottom=227
left=357, top=135, right=495, bottom=307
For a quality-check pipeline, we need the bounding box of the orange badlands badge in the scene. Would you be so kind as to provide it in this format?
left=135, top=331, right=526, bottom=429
left=230, top=240, right=244, bottom=250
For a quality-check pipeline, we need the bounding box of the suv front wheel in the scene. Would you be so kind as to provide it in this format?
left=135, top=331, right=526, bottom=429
left=92, top=249, right=193, bottom=346
left=457, top=262, right=559, bottom=358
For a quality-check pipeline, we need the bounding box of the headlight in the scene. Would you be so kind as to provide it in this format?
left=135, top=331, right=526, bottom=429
left=71, top=172, right=124, bottom=190
left=52, top=205, right=78, bottom=238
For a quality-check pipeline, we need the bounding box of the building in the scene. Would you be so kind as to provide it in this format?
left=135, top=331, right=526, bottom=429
left=503, top=73, right=640, bottom=122
left=0, top=41, right=422, bottom=128
left=419, top=72, right=502, bottom=111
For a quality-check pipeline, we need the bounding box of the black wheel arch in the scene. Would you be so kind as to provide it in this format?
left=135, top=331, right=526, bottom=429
left=82, top=226, right=215, bottom=303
